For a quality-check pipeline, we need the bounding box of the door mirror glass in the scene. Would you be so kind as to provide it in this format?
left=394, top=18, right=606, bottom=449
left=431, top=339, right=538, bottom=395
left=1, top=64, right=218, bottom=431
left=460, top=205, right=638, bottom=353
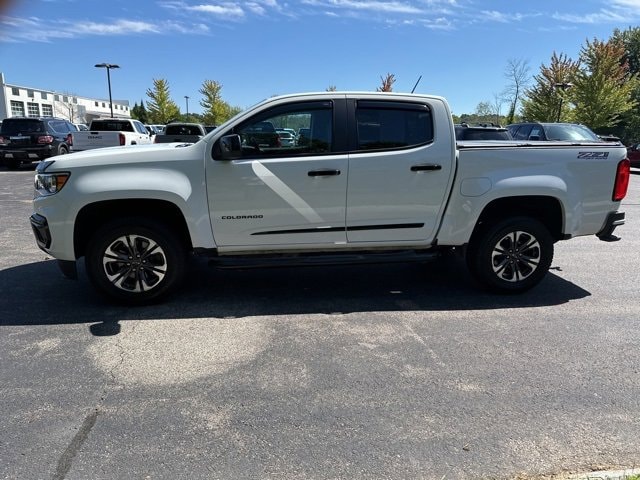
left=215, top=134, right=242, bottom=160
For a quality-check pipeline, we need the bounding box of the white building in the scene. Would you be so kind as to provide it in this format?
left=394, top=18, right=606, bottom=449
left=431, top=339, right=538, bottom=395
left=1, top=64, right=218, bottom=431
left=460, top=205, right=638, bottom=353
left=0, top=72, right=131, bottom=124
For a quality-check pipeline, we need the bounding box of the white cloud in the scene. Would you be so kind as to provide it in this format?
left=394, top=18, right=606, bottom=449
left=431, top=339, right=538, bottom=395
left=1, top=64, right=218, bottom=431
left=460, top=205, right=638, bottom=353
left=187, top=3, right=246, bottom=17
left=302, top=0, right=423, bottom=15
left=611, top=0, right=640, bottom=7
left=552, top=10, right=628, bottom=24
left=479, top=10, right=525, bottom=23
left=552, top=0, right=640, bottom=24
left=0, top=16, right=210, bottom=43
left=74, top=20, right=161, bottom=35
left=246, top=2, right=266, bottom=14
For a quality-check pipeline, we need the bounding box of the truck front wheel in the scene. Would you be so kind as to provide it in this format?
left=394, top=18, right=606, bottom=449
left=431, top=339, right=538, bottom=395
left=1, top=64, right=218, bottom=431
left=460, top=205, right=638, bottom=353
left=466, top=217, right=554, bottom=293
left=85, top=219, right=187, bottom=304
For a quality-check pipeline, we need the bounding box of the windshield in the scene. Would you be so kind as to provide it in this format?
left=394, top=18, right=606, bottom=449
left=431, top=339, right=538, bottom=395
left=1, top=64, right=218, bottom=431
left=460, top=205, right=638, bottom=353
left=0, top=119, right=45, bottom=135
left=544, top=124, right=601, bottom=142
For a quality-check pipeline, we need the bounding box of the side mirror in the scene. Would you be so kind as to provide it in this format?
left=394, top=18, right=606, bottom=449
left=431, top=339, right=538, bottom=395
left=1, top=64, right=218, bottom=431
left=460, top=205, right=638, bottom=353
left=215, top=134, right=242, bottom=160
left=528, top=135, right=540, bottom=141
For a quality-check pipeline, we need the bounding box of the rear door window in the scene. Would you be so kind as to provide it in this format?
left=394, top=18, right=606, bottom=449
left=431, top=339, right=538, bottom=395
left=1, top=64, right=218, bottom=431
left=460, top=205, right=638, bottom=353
left=49, top=120, right=71, bottom=134
left=354, top=101, right=433, bottom=151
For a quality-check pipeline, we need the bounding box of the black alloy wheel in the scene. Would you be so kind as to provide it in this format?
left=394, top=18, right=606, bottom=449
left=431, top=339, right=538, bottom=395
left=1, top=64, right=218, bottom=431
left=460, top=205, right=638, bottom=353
left=466, top=216, right=554, bottom=293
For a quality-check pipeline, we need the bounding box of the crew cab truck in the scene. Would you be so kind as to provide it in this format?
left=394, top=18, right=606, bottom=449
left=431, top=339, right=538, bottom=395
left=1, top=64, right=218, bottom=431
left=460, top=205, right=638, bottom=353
left=30, top=92, right=630, bottom=304
left=71, top=118, right=151, bottom=152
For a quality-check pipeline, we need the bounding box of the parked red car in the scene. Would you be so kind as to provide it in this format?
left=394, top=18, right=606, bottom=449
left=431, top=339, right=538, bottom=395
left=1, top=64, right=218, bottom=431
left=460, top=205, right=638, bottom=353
left=627, top=144, right=640, bottom=168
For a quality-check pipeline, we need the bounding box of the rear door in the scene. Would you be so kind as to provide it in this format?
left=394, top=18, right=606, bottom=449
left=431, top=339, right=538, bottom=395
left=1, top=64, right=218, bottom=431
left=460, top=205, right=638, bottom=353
left=345, top=97, right=455, bottom=243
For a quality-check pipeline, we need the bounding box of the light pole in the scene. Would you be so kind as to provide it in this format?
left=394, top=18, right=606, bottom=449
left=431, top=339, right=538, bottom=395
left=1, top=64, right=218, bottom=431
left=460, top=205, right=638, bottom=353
left=95, top=63, right=120, bottom=118
left=184, top=95, right=190, bottom=118
left=554, top=82, right=573, bottom=122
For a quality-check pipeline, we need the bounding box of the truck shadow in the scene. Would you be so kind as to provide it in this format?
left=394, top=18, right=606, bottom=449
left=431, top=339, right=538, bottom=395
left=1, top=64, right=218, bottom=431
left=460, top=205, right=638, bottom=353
left=0, top=255, right=590, bottom=335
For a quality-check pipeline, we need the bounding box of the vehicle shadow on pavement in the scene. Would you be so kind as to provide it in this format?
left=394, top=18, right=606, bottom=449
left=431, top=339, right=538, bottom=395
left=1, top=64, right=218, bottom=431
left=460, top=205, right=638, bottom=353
left=0, top=255, right=590, bottom=335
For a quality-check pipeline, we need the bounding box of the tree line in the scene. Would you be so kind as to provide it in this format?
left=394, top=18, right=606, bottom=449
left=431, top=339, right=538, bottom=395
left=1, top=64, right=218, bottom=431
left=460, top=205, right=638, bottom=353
left=457, top=27, right=640, bottom=143
left=131, top=79, right=242, bottom=126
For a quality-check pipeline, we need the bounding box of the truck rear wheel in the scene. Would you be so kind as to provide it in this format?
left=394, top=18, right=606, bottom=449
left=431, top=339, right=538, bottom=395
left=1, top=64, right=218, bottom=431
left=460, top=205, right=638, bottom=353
left=466, top=217, right=554, bottom=293
left=85, top=218, right=187, bottom=304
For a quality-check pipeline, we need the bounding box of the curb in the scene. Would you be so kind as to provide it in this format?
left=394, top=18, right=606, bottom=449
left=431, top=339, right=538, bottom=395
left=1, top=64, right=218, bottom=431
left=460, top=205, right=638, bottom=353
left=568, top=469, right=640, bottom=480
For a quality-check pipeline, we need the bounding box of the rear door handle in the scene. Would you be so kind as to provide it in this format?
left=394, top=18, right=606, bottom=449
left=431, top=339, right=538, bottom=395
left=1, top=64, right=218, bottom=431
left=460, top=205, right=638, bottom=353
left=308, top=169, right=341, bottom=177
left=411, top=164, right=442, bottom=172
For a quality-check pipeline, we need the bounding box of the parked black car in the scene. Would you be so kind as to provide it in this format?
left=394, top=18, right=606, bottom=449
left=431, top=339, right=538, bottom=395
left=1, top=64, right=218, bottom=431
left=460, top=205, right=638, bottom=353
left=506, top=122, right=602, bottom=142
left=454, top=123, right=513, bottom=141
left=0, top=117, right=77, bottom=169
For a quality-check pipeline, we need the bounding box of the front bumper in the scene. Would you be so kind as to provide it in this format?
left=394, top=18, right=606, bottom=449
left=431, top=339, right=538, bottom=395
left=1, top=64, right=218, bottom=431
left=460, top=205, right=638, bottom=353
left=30, top=213, right=78, bottom=279
left=597, top=211, right=625, bottom=241
left=30, top=213, right=51, bottom=249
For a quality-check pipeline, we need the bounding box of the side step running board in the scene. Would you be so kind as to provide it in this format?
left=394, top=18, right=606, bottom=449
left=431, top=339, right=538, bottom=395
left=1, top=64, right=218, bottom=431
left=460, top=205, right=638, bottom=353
left=208, top=249, right=442, bottom=269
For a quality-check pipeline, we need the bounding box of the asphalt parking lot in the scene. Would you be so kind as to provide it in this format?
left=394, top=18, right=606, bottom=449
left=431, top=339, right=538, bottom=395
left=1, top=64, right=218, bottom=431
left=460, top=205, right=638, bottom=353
left=1, top=167, right=639, bottom=480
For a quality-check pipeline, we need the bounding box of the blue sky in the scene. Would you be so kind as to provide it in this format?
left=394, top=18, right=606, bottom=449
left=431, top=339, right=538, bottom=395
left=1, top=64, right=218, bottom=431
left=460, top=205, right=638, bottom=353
left=1, top=0, right=639, bottom=116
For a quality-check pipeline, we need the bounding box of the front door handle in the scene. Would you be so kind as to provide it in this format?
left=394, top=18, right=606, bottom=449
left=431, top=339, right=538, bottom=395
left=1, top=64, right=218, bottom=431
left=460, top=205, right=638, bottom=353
left=411, top=164, right=442, bottom=172
left=308, top=169, right=341, bottom=177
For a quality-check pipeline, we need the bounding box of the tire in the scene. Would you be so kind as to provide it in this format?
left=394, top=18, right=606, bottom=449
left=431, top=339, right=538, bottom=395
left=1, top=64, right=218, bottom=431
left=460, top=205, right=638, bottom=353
left=58, top=145, right=68, bottom=155
left=466, top=217, right=554, bottom=293
left=85, top=218, right=187, bottom=304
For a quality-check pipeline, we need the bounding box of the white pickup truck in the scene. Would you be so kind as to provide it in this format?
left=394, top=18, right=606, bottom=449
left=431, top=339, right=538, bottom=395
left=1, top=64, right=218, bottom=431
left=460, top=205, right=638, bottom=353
left=71, top=118, right=152, bottom=151
left=30, top=92, right=630, bottom=304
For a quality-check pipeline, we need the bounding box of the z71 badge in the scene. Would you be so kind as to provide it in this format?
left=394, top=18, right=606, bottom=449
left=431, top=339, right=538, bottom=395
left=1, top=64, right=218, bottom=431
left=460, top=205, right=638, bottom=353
left=578, top=152, right=609, bottom=159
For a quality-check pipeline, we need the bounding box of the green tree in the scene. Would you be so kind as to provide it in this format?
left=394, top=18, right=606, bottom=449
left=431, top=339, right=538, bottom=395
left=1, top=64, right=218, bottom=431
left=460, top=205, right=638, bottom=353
left=521, top=52, right=581, bottom=122
left=199, top=80, right=240, bottom=125
left=611, top=27, right=640, bottom=142
left=571, top=38, right=638, bottom=130
left=131, top=99, right=149, bottom=123
left=475, top=101, right=493, bottom=118
left=146, top=79, right=180, bottom=124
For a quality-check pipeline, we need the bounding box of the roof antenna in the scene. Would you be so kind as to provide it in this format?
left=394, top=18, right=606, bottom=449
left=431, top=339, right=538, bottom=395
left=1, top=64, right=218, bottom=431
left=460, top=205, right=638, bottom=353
left=411, top=75, right=422, bottom=94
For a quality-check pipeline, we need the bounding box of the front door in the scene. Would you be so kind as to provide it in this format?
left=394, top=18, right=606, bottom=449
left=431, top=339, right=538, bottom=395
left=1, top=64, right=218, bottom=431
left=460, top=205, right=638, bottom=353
left=206, top=100, right=348, bottom=248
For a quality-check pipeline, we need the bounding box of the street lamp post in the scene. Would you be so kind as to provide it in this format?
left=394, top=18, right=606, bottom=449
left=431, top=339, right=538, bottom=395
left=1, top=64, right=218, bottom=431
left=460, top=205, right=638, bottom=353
left=554, top=82, right=573, bottom=122
left=184, top=96, right=190, bottom=118
left=95, top=63, right=120, bottom=118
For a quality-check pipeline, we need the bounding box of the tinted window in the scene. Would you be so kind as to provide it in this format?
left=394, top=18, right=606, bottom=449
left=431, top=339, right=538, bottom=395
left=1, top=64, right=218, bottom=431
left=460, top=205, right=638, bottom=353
left=165, top=124, right=203, bottom=135
left=0, top=119, right=45, bottom=135
left=459, top=129, right=512, bottom=140
left=512, top=125, right=532, bottom=140
left=231, top=101, right=333, bottom=158
left=134, top=121, right=148, bottom=135
left=90, top=120, right=134, bottom=132
left=49, top=120, right=70, bottom=133
left=355, top=102, right=432, bottom=151
left=529, top=126, right=543, bottom=140
left=543, top=124, right=600, bottom=141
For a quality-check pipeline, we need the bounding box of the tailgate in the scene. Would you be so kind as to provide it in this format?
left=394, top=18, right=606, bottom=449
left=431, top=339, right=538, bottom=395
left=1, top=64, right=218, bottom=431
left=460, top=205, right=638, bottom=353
left=72, top=131, right=121, bottom=151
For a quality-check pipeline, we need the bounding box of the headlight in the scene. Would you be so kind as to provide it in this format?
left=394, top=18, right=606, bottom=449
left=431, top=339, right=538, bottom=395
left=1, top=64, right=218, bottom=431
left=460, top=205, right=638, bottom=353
left=34, top=172, right=70, bottom=197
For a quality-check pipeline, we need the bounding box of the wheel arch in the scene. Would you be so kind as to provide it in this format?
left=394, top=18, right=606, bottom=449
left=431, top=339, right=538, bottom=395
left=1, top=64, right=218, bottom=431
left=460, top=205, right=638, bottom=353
left=73, top=199, right=193, bottom=258
left=469, top=195, right=565, bottom=246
